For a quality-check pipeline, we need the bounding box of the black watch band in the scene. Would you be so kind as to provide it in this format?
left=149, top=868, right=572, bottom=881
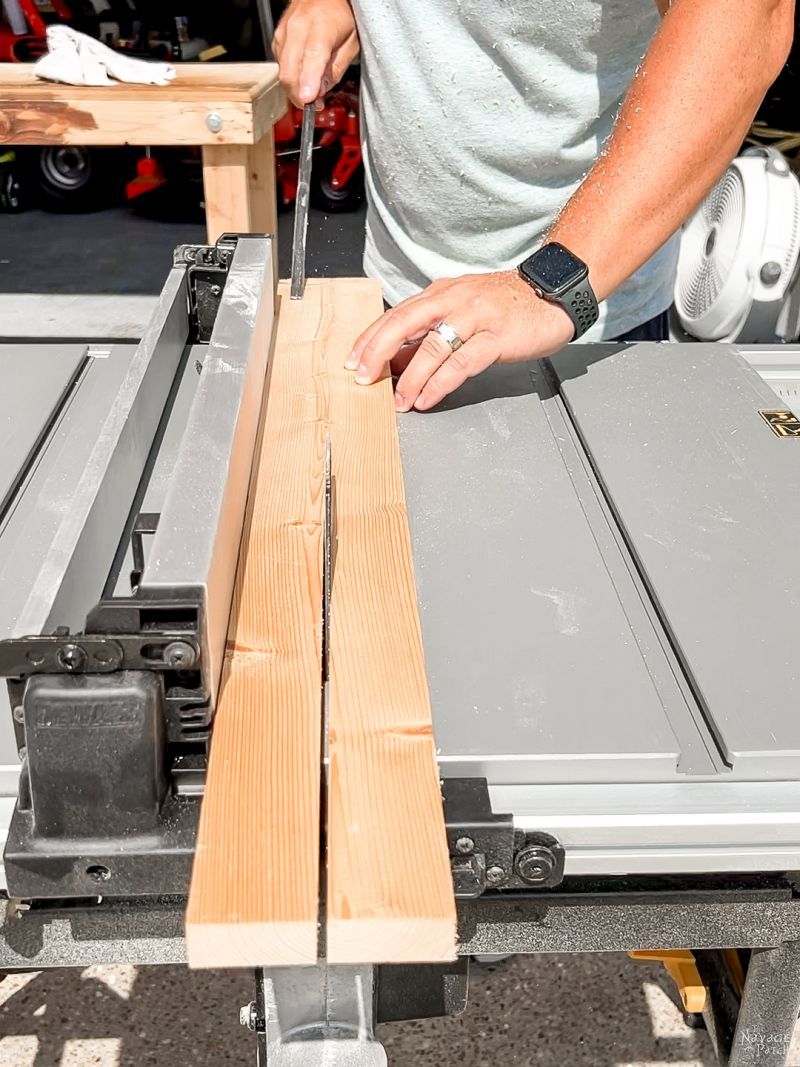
left=559, top=281, right=600, bottom=339
left=518, top=243, right=599, bottom=340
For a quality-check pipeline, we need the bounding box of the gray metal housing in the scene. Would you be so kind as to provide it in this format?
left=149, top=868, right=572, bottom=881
left=1, top=314, right=799, bottom=885
left=398, top=341, right=800, bottom=876
left=0, top=238, right=275, bottom=886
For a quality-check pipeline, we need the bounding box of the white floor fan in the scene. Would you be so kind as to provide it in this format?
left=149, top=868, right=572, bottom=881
left=675, top=147, right=800, bottom=344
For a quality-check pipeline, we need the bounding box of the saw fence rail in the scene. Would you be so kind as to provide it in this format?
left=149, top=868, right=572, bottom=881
left=186, top=278, right=456, bottom=968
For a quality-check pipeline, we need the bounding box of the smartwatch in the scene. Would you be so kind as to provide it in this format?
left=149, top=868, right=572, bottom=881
left=518, top=242, right=599, bottom=340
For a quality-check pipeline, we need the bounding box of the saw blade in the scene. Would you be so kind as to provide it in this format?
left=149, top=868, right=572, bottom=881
left=321, top=434, right=333, bottom=772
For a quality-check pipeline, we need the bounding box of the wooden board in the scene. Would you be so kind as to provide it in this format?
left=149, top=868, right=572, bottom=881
left=186, top=279, right=456, bottom=967
left=323, top=282, right=458, bottom=963
left=0, top=62, right=285, bottom=145
left=201, top=144, right=253, bottom=241
left=185, top=282, right=326, bottom=968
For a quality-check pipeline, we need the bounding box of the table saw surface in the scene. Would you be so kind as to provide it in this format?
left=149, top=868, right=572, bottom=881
left=1, top=333, right=799, bottom=883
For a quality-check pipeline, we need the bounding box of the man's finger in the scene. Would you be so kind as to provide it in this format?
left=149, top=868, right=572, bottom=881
left=393, top=320, right=475, bottom=412
left=414, top=332, right=499, bottom=411
left=345, top=279, right=456, bottom=371
left=346, top=311, right=424, bottom=372
left=390, top=341, right=421, bottom=378
left=298, top=35, right=334, bottom=103
left=353, top=297, right=454, bottom=384
left=345, top=300, right=428, bottom=372
left=276, top=34, right=307, bottom=106
left=314, top=64, right=334, bottom=109
left=330, top=35, right=360, bottom=84
left=345, top=314, right=390, bottom=371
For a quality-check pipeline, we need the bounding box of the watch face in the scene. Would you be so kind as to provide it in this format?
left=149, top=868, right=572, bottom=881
left=525, top=243, right=586, bottom=294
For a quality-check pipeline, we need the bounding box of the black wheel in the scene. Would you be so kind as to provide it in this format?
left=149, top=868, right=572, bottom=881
left=0, top=168, right=27, bottom=212
left=310, top=147, right=364, bottom=213
left=34, top=146, right=117, bottom=212
left=681, top=1010, right=707, bottom=1030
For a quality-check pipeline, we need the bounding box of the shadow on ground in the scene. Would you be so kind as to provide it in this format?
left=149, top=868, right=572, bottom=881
left=0, top=953, right=731, bottom=1067
left=0, top=204, right=366, bottom=296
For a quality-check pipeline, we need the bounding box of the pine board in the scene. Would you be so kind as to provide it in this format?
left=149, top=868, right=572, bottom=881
left=186, top=278, right=456, bottom=967
left=185, top=282, right=327, bottom=968
left=323, top=283, right=457, bottom=963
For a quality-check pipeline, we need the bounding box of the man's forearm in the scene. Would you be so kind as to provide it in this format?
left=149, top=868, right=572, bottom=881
left=548, top=0, right=795, bottom=303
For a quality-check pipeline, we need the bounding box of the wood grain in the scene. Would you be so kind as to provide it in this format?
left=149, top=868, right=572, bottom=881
left=201, top=138, right=278, bottom=269
left=323, top=283, right=458, bottom=964
left=245, top=136, right=278, bottom=240
left=185, top=283, right=327, bottom=968
left=0, top=62, right=276, bottom=96
left=186, top=279, right=455, bottom=967
left=0, top=61, right=286, bottom=145
left=247, top=137, right=279, bottom=285
left=202, top=144, right=252, bottom=243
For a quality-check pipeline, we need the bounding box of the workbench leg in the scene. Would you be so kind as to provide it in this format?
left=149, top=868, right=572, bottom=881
left=727, top=942, right=800, bottom=1067
left=246, top=965, right=388, bottom=1066
left=247, top=134, right=279, bottom=286
left=202, top=144, right=251, bottom=243
left=202, top=137, right=278, bottom=284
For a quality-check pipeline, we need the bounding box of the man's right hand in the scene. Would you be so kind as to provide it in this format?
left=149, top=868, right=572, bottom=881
left=273, top=0, right=360, bottom=108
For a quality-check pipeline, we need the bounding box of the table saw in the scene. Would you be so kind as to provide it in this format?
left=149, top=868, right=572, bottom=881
left=2, top=234, right=800, bottom=1066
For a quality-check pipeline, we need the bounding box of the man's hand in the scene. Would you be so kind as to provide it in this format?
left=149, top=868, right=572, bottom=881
left=345, top=272, right=574, bottom=412
left=273, top=0, right=359, bottom=108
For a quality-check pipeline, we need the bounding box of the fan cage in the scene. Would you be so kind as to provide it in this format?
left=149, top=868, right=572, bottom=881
left=676, top=168, right=746, bottom=321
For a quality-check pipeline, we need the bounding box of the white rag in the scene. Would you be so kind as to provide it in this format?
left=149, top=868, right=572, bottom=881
left=34, top=25, right=176, bottom=87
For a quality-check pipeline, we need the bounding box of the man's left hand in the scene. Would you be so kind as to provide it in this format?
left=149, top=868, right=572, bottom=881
left=345, top=270, right=575, bottom=412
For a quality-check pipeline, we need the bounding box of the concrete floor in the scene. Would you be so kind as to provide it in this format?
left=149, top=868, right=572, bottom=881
left=0, top=954, right=740, bottom=1067
left=2, top=204, right=800, bottom=1067
left=0, top=202, right=365, bottom=339
left=0, top=200, right=366, bottom=293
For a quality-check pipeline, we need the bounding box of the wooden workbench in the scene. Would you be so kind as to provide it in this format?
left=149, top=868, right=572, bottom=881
left=0, top=63, right=286, bottom=246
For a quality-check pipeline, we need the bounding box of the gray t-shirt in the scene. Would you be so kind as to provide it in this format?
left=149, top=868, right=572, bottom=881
left=350, top=0, right=678, bottom=339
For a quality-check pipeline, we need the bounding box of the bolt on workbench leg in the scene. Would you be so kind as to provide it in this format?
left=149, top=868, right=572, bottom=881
left=728, top=942, right=800, bottom=1067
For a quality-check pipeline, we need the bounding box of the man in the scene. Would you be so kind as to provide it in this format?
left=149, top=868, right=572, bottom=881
left=274, top=0, right=794, bottom=413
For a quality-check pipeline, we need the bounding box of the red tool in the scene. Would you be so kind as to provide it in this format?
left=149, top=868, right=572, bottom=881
left=0, top=0, right=73, bottom=61
left=125, top=82, right=364, bottom=216
left=125, top=153, right=168, bottom=201
left=274, top=82, right=363, bottom=212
